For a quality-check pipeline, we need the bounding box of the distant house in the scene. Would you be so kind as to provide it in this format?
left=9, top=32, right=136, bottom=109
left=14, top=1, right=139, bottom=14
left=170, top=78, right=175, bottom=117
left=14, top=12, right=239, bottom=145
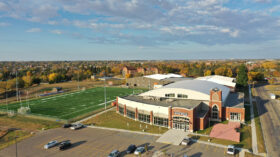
left=122, top=66, right=137, bottom=77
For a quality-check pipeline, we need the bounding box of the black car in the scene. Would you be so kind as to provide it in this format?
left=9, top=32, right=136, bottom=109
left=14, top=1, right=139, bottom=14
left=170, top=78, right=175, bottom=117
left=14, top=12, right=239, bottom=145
left=59, top=141, right=71, bottom=150
left=126, top=144, right=137, bottom=154
left=62, top=124, right=72, bottom=128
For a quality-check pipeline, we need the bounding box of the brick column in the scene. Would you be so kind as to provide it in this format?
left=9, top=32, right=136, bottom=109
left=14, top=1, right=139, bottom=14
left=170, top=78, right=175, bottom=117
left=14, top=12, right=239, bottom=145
left=124, top=104, right=127, bottom=117
left=135, top=107, right=138, bottom=121
left=150, top=111, right=153, bottom=125
left=168, top=106, right=172, bottom=129
left=116, top=97, right=119, bottom=113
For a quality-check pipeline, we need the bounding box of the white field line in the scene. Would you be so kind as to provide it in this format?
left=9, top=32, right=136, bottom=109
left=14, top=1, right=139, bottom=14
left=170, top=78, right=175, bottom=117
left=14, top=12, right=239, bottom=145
left=60, top=99, right=116, bottom=118
left=41, top=91, right=83, bottom=101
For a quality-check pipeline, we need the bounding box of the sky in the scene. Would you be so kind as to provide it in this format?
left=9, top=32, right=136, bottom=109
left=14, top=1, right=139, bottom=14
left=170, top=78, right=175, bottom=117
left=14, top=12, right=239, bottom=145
left=0, top=0, right=280, bottom=61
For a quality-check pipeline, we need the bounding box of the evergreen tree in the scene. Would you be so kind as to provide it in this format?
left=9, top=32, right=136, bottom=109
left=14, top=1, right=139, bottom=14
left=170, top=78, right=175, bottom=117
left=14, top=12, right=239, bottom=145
left=237, top=64, right=248, bottom=87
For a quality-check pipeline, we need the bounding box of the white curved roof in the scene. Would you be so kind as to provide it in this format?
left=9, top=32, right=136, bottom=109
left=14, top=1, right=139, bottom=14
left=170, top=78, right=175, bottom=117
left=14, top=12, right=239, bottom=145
left=144, top=73, right=182, bottom=80
left=195, top=75, right=236, bottom=88
left=140, top=80, right=230, bottom=102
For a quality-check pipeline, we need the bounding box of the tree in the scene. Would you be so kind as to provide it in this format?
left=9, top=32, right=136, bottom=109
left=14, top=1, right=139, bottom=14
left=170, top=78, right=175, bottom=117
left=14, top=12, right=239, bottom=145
left=214, top=67, right=226, bottom=76
left=226, top=68, right=233, bottom=77
left=236, top=64, right=248, bottom=87
left=204, top=70, right=212, bottom=76
left=48, top=73, right=58, bottom=84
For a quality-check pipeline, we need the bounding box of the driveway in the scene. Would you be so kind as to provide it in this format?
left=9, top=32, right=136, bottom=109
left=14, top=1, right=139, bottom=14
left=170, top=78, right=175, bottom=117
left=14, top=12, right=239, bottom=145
left=0, top=127, right=235, bottom=157
left=254, top=84, right=280, bottom=157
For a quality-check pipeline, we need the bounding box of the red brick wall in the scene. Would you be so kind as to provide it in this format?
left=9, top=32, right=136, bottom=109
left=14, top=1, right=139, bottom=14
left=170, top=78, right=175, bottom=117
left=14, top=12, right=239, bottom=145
left=224, top=107, right=245, bottom=122
left=150, top=111, right=153, bottom=125
left=209, top=90, right=223, bottom=120
left=124, top=104, right=127, bottom=116
left=168, top=107, right=172, bottom=128
left=135, top=107, right=138, bottom=120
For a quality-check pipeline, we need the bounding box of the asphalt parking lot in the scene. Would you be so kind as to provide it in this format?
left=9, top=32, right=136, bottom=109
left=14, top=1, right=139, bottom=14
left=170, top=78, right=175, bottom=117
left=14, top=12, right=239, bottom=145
left=0, top=127, right=237, bottom=157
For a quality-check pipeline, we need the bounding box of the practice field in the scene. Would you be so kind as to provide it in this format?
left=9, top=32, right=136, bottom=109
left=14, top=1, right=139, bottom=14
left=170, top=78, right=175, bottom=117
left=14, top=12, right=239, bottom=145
left=0, top=87, right=142, bottom=120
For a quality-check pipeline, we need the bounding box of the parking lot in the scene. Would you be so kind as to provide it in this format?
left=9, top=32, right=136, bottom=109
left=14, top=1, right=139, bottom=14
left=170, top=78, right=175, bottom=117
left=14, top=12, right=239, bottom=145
left=0, top=127, right=237, bottom=157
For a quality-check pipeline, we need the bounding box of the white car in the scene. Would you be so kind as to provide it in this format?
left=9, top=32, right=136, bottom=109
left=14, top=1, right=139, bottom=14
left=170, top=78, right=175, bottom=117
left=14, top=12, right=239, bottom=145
left=70, top=124, right=83, bottom=130
left=44, top=140, right=58, bottom=149
left=181, top=138, right=191, bottom=145
left=227, top=145, right=235, bottom=155
left=134, top=147, right=145, bottom=155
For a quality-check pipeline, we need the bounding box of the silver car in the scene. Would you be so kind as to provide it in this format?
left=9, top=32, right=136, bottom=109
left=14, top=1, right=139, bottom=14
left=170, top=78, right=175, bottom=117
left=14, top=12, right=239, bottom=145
left=134, top=147, right=145, bottom=155
left=44, top=140, right=58, bottom=149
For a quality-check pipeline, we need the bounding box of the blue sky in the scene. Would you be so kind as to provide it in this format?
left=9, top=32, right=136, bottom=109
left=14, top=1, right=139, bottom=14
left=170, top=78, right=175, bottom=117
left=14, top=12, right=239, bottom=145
left=0, top=0, right=280, bottom=61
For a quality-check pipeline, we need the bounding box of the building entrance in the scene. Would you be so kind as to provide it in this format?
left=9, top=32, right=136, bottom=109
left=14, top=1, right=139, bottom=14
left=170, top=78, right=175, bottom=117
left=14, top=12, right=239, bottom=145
left=172, top=116, right=189, bottom=131
left=230, top=112, right=241, bottom=121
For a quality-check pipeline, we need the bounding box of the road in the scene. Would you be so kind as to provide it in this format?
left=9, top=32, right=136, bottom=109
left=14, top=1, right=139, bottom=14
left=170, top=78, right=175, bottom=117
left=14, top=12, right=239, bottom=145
left=254, top=84, right=280, bottom=157
left=0, top=127, right=232, bottom=157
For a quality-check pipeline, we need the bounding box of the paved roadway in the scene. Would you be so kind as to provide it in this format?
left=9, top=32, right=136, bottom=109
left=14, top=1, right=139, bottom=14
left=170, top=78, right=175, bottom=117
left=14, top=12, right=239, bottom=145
left=0, top=127, right=234, bottom=157
left=254, top=84, right=280, bottom=157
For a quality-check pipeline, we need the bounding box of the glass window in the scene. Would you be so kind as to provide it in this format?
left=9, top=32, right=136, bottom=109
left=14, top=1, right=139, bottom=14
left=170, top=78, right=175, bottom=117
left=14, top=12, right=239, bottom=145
left=212, top=112, right=218, bottom=119
left=165, top=93, right=175, bottom=98
left=153, top=117, right=168, bottom=127
left=177, top=94, right=188, bottom=99
left=212, top=105, right=218, bottom=112
left=138, top=113, right=150, bottom=123
left=119, top=106, right=124, bottom=115
left=127, top=110, right=135, bottom=119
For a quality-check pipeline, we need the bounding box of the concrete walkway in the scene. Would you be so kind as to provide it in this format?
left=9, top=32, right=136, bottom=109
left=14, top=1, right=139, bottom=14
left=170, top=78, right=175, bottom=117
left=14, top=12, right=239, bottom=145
left=87, top=125, right=162, bottom=136
left=249, top=85, right=258, bottom=154
left=156, top=129, right=188, bottom=145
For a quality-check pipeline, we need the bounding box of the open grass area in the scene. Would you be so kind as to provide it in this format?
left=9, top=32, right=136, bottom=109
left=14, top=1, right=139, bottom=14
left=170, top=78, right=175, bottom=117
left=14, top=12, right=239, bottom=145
left=265, top=84, right=280, bottom=99
left=83, top=110, right=168, bottom=134
left=0, top=87, right=142, bottom=120
left=252, top=101, right=266, bottom=153
left=0, top=114, right=61, bottom=150
left=245, top=152, right=262, bottom=157
left=190, top=124, right=252, bottom=150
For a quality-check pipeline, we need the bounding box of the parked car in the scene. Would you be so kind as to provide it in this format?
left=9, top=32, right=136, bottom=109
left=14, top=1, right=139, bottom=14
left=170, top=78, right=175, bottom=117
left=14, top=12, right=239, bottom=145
left=126, top=144, right=137, bottom=154
left=227, top=145, right=236, bottom=155
left=181, top=137, right=191, bottom=146
left=44, top=140, right=58, bottom=149
left=70, top=123, right=83, bottom=130
left=134, top=147, right=145, bottom=155
left=108, top=150, right=120, bottom=157
left=62, top=124, right=72, bottom=128
left=59, top=141, right=71, bottom=150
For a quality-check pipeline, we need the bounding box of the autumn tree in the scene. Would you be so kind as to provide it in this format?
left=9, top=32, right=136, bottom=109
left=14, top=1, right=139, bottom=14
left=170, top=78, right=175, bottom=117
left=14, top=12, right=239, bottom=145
left=204, top=70, right=212, bottom=76
left=48, top=73, right=58, bottom=84
left=214, top=67, right=226, bottom=76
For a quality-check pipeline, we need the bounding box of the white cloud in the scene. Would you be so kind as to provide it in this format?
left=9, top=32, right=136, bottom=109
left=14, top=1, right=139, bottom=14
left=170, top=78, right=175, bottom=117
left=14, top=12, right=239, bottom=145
left=50, top=29, right=63, bottom=35
left=0, top=2, right=8, bottom=11
left=26, top=28, right=41, bottom=33
left=0, top=22, right=10, bottom=27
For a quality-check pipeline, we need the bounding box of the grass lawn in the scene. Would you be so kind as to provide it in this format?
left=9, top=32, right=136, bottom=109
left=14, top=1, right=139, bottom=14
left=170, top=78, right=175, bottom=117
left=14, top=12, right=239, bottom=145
left=0, top=87, right=143, bottom=120
left=252, top=101, right=266, bottom=153
left=83, top=110, right=168, bottom=134
left=0, top=114, right=61, bottom=150
left=190, top=124, right=252, bottom=150
left=245, top=152, right=262, bottom=157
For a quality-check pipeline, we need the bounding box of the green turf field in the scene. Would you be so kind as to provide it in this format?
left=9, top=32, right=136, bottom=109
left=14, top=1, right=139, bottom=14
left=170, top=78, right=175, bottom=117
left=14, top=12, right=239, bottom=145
left=0, top=87, right=143, bottom=120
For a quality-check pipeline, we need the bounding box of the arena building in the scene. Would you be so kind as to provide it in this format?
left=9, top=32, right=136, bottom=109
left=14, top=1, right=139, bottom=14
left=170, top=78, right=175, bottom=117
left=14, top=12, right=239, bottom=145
left=116, top=79, right=244, bottom=132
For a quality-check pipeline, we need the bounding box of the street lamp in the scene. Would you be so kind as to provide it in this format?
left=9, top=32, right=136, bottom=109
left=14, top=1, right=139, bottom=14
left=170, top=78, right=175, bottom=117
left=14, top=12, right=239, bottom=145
left=15, top=136, right=18, bottom=157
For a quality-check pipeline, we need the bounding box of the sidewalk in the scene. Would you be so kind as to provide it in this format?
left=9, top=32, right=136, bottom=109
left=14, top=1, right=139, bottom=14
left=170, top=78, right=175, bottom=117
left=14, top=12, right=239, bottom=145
left=249, top=85, right=258, bottom=154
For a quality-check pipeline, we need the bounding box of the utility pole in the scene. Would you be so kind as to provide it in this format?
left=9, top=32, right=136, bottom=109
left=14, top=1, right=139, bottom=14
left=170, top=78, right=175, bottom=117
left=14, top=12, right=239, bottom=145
left=15, top=136, right=18, bottom=157
left=104, top=78, right=107, bottom=110
left=16, top=71, right=19, bottom=102
left=77, top=70, right=80, bottom=90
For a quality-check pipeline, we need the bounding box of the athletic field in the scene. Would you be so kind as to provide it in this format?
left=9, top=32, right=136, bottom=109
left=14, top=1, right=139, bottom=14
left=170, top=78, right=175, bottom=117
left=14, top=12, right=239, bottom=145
left=0, top=87, right=143, bottom=120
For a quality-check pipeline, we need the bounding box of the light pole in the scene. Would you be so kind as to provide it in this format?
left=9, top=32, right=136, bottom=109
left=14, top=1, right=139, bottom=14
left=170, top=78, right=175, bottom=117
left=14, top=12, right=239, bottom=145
left=16, top=71, right=18, bottom=102
left=15, top=136, right=18, bottom=157
left=104, top=78, right=107, bottom=110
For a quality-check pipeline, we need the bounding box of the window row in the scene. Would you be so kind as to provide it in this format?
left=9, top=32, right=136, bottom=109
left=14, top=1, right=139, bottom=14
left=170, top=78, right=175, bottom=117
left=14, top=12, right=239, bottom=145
left=138, top=113, right=150, bottom=123
left=164, top=93, right=188, bottom=99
